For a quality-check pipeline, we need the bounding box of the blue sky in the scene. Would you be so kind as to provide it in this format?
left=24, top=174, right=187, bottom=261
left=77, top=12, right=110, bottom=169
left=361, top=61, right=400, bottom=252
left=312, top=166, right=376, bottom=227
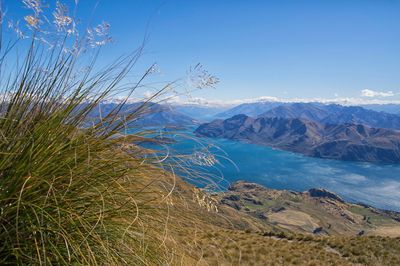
left=5, top=0, right=400, bottom=103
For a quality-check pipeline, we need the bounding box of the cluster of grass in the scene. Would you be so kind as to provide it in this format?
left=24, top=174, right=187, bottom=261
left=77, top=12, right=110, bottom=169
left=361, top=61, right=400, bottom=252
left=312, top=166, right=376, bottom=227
left=0, top=52, right=167, bottom=264
left=0, top=2, right=189, bottom=264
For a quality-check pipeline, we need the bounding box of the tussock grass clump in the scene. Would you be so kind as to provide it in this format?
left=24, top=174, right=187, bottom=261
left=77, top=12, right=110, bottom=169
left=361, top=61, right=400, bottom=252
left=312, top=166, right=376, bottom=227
left=0, top=51, right=167, bottom=263
left=0, top=1, right=195, bottom=264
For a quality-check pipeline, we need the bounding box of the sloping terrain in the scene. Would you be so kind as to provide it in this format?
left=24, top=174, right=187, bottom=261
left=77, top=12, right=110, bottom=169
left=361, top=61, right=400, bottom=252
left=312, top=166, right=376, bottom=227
left=261, top=102, right=400, bottom=130
left=161, top=177, right=400, bottom=265
left=195, top=114, right=400, bottom=163
left=218, top=181, right=400, bottom=236
left=214, top=101, right=400, bottom=130
left=87, top=102, right=198, bottom=127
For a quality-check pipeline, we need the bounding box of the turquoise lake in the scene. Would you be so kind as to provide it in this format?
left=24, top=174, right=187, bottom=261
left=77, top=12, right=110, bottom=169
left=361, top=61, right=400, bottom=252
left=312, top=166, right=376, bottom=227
left=166, top=130, right=400, bottom=212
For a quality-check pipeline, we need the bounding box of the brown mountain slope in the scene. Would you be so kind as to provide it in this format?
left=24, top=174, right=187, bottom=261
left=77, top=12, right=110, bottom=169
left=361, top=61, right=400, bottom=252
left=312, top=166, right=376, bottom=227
left=195, top=115, right=400, bottom=163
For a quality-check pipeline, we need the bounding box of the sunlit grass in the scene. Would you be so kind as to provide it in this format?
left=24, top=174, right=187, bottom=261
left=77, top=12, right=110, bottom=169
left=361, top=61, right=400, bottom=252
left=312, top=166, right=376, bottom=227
left=0, top=1, right=190, bottom=264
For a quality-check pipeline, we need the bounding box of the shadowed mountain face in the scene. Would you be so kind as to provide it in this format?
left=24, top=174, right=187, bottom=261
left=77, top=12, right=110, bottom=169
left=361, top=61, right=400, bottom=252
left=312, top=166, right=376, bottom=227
left=261, top=103, right=400, bottom=130
left=195, top=114, right=400, bottom=163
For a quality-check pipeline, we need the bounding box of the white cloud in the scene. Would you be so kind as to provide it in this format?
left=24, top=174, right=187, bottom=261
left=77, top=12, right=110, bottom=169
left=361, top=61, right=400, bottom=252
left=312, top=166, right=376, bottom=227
left=361, top=89, right=395, bottom=98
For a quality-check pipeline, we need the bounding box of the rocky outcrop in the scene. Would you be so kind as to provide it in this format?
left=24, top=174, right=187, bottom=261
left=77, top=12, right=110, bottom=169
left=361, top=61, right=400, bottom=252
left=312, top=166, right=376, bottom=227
left=307, top=188, right=344, bottom=203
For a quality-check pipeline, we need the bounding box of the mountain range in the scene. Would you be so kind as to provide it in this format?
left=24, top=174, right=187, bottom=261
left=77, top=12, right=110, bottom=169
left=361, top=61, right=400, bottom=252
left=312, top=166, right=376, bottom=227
left=195, top=114, right=400, bottom=163
left=214, top=101, right=400, bottom=118
left=88, top=100, right=400, bottom=129
left=87, top=101, right=400, bottom=163
left=260, top=103, right=400, bottom=130
left=87, top=102, right=198, bottom=127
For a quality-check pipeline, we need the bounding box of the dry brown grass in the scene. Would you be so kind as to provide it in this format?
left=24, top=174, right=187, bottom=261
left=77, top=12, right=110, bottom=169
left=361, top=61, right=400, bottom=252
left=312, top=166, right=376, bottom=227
left=159, top=181, right=400, bottom=265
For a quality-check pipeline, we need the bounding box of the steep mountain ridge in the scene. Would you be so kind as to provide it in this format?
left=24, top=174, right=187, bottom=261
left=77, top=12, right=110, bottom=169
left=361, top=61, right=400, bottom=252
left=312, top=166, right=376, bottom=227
left=195, top=115, right=400, bottom=163
left=261, top=103, right=400, bottom=130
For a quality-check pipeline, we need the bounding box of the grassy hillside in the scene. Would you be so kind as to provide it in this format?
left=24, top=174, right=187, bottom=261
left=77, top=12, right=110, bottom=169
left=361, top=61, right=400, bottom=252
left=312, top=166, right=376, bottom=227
left=148, top=176, right=400, bottom=265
